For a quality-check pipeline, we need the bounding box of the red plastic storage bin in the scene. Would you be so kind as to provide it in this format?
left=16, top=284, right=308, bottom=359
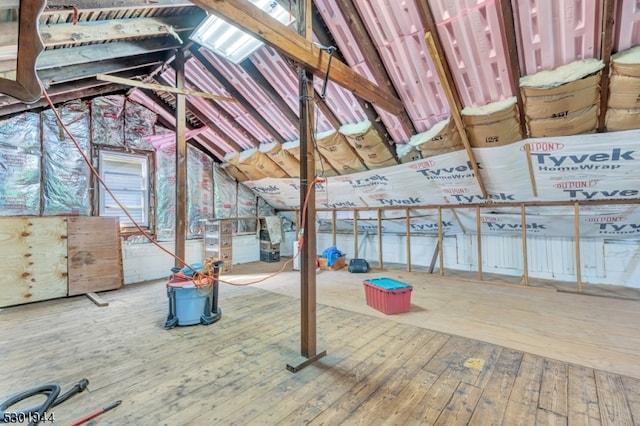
left=363, top=278, right=412, bottom=315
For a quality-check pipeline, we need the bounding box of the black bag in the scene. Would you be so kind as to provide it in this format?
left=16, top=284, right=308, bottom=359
left=348, top=258, right=369, bottom=273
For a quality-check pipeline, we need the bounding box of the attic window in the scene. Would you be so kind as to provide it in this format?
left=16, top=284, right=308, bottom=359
left=190, top=0, right=294, bottom=64
left=98, top=151, right=150, bottom=229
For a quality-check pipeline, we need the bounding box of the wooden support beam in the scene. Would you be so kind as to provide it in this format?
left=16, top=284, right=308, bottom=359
left=425, top=32, right=488, bottom=199
left=353, top=210, right=358, bottom=258
left=190, top=47, right=287, bottom=144
left=190, top=0, right=404, bottom=115
left=174, top=50, right=187, bottom=268
left=333, top=0, right=415, bottom=137
left=406, top=208, right=411, bottom=272
left=521, top=204, right=529, bottom=286
left=377, top=209, right=383, bottom=270
left=286, top=0, right=325, bottom=372
left=498, top=0, right=527, bottom=137
left=96, top=73, right=237, bottom=103
left=332, top=210, right=337, bottom=247
left=429, top=240, right=440, bottom=274
left=240, top=58, right=300, bottom=129
left=476, top=206, right=482, bottom=281
left=438, top=207, right=444, bottom=276
left=598, top=0, right=616, bottom=132
left=575, top=203, right=582, bottom=293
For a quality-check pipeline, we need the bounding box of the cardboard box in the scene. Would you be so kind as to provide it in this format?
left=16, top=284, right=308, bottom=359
left=319, top=254, right=346, bottom=271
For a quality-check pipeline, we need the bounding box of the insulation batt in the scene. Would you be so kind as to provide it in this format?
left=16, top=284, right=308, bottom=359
left=519, top=58, right=604, bottom=88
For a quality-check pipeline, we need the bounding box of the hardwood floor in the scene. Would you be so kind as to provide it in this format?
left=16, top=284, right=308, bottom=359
left=0, top=261, right=639, bottom=425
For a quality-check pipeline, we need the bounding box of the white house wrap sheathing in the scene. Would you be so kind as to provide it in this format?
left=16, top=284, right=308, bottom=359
left=246, top=128, right=640, bottom=240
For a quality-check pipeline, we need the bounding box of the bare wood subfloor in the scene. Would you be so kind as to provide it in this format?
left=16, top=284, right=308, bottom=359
left=0, top=263, right=637, bottom=425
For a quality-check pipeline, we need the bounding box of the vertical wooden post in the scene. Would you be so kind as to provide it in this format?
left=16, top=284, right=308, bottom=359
left=287, top=0, right=326, bottom=372
left=476, top=206, right=482, bottom=281
left=353, top=210, right=358, bottom=258
left=438, top=207, right=444, bottom=276
left=575, top=203, right=582, bottom=293
left=521, top=204, right=529, bottom=286
left=331, top=209, right=337, bottom=247
left=174, top=49, right=187, bottom=268
left=406, top=207, right=411, bottom=272
left=377, top=209, right=383, bottom=270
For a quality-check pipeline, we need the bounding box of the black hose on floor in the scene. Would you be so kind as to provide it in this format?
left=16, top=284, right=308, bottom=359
left=0, top=379, right=89, bottom=426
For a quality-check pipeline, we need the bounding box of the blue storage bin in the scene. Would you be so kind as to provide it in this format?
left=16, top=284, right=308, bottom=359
left=174, top=285, right=208, bottom=325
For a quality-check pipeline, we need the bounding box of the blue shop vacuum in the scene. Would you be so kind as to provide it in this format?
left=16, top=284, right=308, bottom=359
left=164, top=260, right=223, bottom=329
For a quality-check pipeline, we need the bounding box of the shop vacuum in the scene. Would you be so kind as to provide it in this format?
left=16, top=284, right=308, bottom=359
left=164, top=260, right=223, bottom=329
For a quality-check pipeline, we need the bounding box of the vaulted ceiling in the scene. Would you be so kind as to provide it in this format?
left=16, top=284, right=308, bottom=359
left=1, top=0, right=640, bottom=166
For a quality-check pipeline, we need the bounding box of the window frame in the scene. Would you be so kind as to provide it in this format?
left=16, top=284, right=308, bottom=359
left=97, top=149, right=152, bottom=231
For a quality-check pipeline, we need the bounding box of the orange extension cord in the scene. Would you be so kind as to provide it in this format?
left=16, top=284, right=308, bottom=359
left=41, top=87, right=318, bottom=287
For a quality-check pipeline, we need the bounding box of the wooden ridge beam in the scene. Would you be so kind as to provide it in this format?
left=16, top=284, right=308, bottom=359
left=190, top=0, right=404, bottom=115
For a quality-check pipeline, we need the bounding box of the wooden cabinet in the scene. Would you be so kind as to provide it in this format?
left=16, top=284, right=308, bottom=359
left=0, top=216, right=123, bottom=307
left=204, top=219, right=233, bottom=273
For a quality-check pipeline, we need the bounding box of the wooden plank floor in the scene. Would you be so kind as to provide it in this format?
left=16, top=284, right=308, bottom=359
left=0, top=265, right=638, bottom=425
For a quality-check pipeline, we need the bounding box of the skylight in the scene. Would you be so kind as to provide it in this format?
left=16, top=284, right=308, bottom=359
left=190, top=0, right=295, bottom=64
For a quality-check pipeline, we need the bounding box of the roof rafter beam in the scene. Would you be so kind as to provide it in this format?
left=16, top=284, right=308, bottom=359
left=157, top=71, right=263, bottom=147
left=239, top=58, right=300, bottom=127
left=190, top=46, right=288, bottom=145
left=333, top=0, right=415, bottom=137
left=190, top=0, right=404, bottom=115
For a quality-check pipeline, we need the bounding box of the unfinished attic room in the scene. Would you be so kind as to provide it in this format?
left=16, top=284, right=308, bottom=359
left=4, top=0, right=640, bottom=425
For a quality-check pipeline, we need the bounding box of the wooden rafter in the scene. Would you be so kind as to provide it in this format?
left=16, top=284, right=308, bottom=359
left=598, top=0, right=616, bottom=132
left=239, top=58, right=300, bottom=128
left=190, top=47, right=288, bottom=144
left=425, top=32, right=488, bottom=199
left=190, top=0, right=404, bottom=115
left=96, top=73, right=237, bottom=103
left=333, top=0, right=415, bottom=137
left=498, top=0, right=527, bottom=137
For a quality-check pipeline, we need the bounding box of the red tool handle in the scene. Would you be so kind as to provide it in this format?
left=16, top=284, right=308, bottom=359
left=68, top=400, right=121, bottom=426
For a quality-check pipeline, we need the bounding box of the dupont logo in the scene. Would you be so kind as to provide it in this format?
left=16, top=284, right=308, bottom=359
left=553, top=180, right=599, bottom=189
left=585, top=216, right=625, bottom=223
left=409, top=160, right=435, bottom=170
left=522, top=141, right=564, bottom=152
left=442, top=187, right=470, bottom=194
left=480, top=216, right=502, bottom=223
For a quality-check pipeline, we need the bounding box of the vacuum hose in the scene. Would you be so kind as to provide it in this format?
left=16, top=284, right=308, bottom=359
left=0, top=379, right=89, bottom=426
